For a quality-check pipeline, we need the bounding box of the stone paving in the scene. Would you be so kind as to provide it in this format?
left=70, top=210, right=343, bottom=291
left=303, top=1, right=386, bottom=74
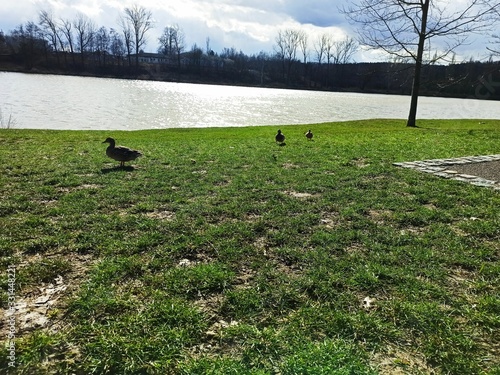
left=393, top=154, right=500, bottom=190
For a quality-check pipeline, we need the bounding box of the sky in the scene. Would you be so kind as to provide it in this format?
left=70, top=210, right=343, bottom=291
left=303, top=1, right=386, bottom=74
left=0, top=0, right=497, bottom=62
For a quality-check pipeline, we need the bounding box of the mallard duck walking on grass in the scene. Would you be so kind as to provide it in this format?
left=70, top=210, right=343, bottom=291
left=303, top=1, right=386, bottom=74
left=305, top=130, right=313, bottom=140
left=102, top=137, right=142, bottom=167
left=275, top=129, right=285, bottom=145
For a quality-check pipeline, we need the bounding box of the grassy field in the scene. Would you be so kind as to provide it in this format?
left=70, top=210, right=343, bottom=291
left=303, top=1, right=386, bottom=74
left=0, top=119, right=499, bottom=374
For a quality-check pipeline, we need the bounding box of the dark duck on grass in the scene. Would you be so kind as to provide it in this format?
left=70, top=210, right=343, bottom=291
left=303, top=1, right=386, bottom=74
left=305, top=130, right=313, bottom=140
left=103, top=137, right=142, bottom=167
left=275, top=129, right=285, bottom=145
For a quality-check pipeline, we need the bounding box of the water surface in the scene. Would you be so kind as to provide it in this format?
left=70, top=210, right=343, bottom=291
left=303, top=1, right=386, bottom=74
left=0, top=72, right=498, bottom=130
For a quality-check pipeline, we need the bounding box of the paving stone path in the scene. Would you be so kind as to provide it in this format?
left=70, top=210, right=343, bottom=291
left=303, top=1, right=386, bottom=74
left=393, top=154, right=500, bottom=190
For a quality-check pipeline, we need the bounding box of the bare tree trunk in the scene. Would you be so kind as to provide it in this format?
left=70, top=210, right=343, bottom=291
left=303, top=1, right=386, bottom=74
left=407, top=0, right=429, bottom=128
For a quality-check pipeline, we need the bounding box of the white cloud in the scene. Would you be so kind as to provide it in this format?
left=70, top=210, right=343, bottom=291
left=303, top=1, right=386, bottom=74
left=0, top=0, right=350, bottom=54
left=0, top=0, right=495, bottom=61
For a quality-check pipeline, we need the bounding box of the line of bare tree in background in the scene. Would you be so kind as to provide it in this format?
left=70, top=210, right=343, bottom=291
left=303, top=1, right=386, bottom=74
left=0, top=4, right=499, bottom=101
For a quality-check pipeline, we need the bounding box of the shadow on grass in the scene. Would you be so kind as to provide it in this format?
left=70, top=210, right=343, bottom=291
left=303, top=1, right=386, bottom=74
left=101, top=166, right=137, bottom=173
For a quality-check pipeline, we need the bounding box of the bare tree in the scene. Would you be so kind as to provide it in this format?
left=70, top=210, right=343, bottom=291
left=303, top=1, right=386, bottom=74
left=122, top=4, right=154, bottom=68
left=95, top=26, right=110, bottom=66
left=158, top=26, right=177, bottom=55
left=60, top=18, right=76, bottom=66
left=10, top=22, right=46, bottom=68
left=255, top=51, right=269, bottom=85
left=314, top=34, right=330, bottom=64
left=158, top=24, right=185, bottom=69
left=299, top=30, right=308, bottom=65
left=313, top=35, right=358, bottom=88
left=206, top=36, right=212, bottom=55
left=39, top=10, right=63, bottom=65
left=487, top=9, right=500, bottom=56
left=189, top=43, right=203, bottom=72
left=343, top=0, right=500, bottom=127
left=275, top=29, right=302, bottom=83
left=487, top=34, right=500, bottom=57
left=109, top=28, right=125, bottom=66
left=331, top=37, right=358, bottom=65
left=324, top=34, right=335, bottom=87
left=119, top=17, right=133, bottom=67
left=298, top=30, right=309, bottom=83
left=487, top=6, right=500, bottom=57
left=74, top=13, right=95, bottom=67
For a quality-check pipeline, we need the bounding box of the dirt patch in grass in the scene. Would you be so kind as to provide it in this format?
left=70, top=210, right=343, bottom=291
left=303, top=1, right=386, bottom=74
left=447, top=267, right=475, bottom=289
left=372, top=345, right=435, bottom=374
left=38, top=199, right=58, bottom=206
left=399, top=226, right=428, bottom=236
left=253, top=236, right=268, bottom=253
left=367, top=209, right=393, bottom=225
left=56, top=184, right=101, bottom=193
left=192, top=169, right=208, bottom=175
left=234, top=267, right=257, bottom=289
left=282, top=162, right=300, bottom=169
left=350, top=158, right=370, bottom=168
left=244, top=213, right=262, bottom=222
left=449, top=224, right=470, bottom=237
left=320, top=211, right=340, bottom=229
left=194, top=293, right=225, bottom=320
left=283, top=190, right=320, bottom=199
left=144, top=210, right=176, bottom=220
left=346, top=243, right=368, bottom=256
left=1, top=253, right=95, bottom=338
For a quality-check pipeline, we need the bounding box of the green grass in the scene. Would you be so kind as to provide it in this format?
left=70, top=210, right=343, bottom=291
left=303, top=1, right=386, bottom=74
left=1, top=119, right=499, bottom=374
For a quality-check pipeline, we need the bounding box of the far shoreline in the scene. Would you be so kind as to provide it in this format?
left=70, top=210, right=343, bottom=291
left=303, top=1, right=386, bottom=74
left=2, top=64, right=498, bottom=101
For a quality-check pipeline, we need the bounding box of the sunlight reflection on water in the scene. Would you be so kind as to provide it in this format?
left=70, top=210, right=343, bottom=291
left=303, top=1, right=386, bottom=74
left=0, top=72, right=498, bottom=130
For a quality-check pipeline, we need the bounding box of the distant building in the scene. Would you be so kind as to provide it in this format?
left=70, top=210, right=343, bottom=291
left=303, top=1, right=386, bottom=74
left=130, top=52, right=234, bottom=70
left=131, top=53, right=168, bottom=64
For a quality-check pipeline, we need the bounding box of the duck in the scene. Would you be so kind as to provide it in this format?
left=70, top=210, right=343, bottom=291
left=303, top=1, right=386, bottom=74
left=275, top=129, right=285, bottom=144
left=305, top=130, right=313, bottom=140
left=102, top=137, right=142, bottom=167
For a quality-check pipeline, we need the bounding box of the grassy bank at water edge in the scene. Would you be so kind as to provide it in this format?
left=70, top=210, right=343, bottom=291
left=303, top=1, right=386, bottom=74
left=0, top=119, right=499, bottom=374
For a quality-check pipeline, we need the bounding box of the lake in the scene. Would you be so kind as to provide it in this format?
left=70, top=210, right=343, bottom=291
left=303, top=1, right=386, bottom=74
left=0, top=72, right=498, bottom=130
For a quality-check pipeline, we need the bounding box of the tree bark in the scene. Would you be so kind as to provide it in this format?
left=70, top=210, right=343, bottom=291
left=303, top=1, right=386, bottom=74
left=407, top=0, right=429, bottom=127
